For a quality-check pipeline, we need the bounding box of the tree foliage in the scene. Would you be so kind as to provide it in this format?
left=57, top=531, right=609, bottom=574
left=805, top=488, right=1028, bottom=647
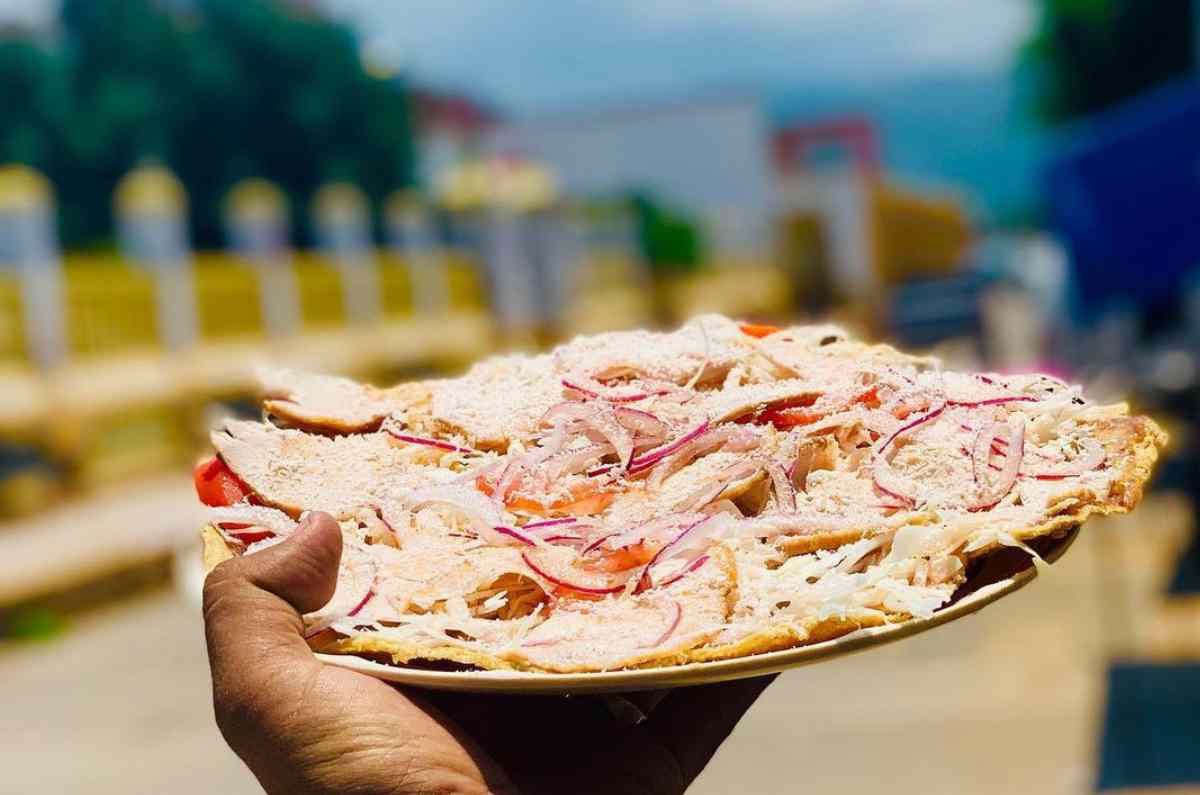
left=1024, top=0, right=1194, bottom=124
left=629, top=193, right=703, bottom=273
left=0, top=0, right=414, bottom=247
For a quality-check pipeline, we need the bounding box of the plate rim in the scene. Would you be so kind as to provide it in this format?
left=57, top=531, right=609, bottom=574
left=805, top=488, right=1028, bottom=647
left=315, top=554, right=1043, bottom=695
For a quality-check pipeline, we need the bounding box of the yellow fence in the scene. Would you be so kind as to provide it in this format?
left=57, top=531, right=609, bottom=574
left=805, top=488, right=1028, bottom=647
left=444, top=253, right=485, bottom=310
left=192, top=254, right=264, bottom=342
left=0, top=275, right=26, bottom=365
left=62, top=255, right=160, bottom=357
left=291, top=252, right=346, bottom=328
left=375, top=252, right=414, bottom=318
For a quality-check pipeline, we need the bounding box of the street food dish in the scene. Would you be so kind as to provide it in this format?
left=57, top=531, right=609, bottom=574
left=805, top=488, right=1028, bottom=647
left=198, top=316, right=1165, bottom=676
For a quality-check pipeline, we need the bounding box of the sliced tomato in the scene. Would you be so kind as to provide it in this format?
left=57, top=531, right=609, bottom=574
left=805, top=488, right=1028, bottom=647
left=193, top=456, right=251, bottom=507
left=550, top=585, right=607, bottom=603
left=761, top=408, right=826, bottom=429
left=852, top=385, right=882, bottom=409
left=475, top=474, right=496, bottom=497
left=584, top=540, right=658, bottom=573
left=740, top=392, right=822, bottom=427
left=492, top=477, right=615, bottom=517
left=553, top=489, right=615, bottom=516
left=505, top=495, right=548, bottom=514
left=739, top=322, right=781, bottom=339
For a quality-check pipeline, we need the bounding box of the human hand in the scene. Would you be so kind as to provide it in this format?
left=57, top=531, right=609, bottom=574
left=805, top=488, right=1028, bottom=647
left=203, top=512, right=774, bottom=795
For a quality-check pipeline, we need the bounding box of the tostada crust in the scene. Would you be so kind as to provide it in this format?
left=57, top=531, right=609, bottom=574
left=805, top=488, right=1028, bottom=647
left=199, top=317, right=1168, bottom=675
left=199, top=408, right=1162, bottom=673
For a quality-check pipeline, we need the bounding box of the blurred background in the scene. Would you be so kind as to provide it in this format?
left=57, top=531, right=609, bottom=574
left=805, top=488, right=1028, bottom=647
left=0, top=0, right=1198, bottom=792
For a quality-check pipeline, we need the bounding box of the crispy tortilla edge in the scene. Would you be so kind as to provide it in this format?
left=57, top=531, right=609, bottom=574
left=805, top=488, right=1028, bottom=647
left=197, top=412, right=1167, bottom=674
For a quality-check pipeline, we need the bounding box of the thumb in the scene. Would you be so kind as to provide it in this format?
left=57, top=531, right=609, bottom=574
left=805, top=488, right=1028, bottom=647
left=237, top=511, right=343, bottom=613
left=202, top=512, right=343, bottom=759
left=203, top=511, right=342, bottom=686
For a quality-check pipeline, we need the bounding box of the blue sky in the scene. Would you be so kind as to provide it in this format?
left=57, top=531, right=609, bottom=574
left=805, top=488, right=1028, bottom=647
left=320, top=0, right=1037, bottom=115
left=316, top=1, right=1048, bottom=219
left=1, top=0, right=1046, bottom=217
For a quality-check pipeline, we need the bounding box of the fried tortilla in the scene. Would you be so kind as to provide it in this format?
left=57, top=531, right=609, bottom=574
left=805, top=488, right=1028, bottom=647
left=199, top=315, right=1166, bottom=673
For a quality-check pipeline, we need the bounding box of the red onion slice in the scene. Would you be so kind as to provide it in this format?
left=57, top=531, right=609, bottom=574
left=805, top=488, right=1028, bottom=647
left=561, top=377, right=602, bottom=399
left=629, top=421, right=710, bottom=473
left=646, top=600, right=684, bottom=647
left=304, top=550, right=377, bottom=638
left=969, top=422, right=1024, bottom=511
left=655, top=557, right=709, bottom=590
left=385, top=429, right=476, bottom=455
left=561, top=375, right=677, bottom=404
left=523, top=517, right=578, bottom=531
left=347, top=587, right=375, bottom=618
left=869, top=398, right=948, bottom=508
left=634, top=516, right=711, bottom=594
left=877, top=400, right=947, bottom=455
left=581, top=531, right=621, bottom=555
left=871, top=456, right=916, bottom=509
left=647, top=431, right=731, bottom=490
left=971, top=426, right=998, bottom=485
left=544, top=402, right=634, bottom=469
left=521, top=550, right=626, bottom=595
left=542, top=534, right=585, bottom=545
left=494, top=525, right=539, bottom=546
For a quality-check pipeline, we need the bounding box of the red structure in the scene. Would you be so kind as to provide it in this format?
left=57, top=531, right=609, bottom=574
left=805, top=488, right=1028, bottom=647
left=411, top=90, right=498, bottom=137
left=771, top=115, right=881, bottom=176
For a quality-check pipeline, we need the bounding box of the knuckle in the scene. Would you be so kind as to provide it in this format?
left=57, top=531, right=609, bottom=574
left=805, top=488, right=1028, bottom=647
left=201, top=559, right=249, bottom=617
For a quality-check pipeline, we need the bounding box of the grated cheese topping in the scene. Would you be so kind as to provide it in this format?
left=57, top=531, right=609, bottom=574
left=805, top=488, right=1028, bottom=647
left=204, top=316, right=1164, bottom=672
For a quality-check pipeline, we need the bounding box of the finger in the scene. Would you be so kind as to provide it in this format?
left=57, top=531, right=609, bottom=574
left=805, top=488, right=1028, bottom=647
left=202, top=512, right=342, bottom=744
left=233, top=510, right=344, bottom=614
left=203, top=510, right=342, bottom=652
left=643, top=674, right=777, bottom=786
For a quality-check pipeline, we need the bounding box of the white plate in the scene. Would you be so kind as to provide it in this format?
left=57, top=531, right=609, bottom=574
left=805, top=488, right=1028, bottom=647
left=315, top=529, right=1078, bottom=695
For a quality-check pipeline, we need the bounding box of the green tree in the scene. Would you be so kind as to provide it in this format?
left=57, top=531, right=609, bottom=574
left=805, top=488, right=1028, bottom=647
left=0, top=38, right=71, bottom=173
left=630, top=193, right=704, bottom=275
left=1, top=0, right=415, bottom=248
left=1025, top=0, right=1194, bottom=124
